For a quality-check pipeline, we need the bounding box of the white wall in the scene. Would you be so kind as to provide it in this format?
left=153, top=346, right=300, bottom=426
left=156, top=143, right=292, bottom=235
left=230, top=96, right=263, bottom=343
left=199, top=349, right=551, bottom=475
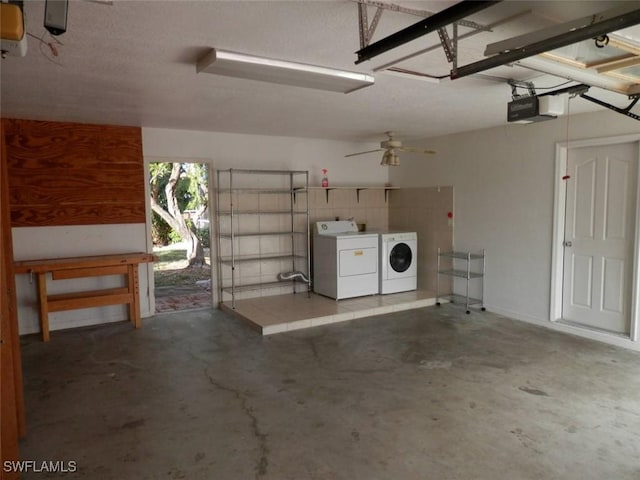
left=389, top=109, right=640, bottom=326
left=143, top=127, right=390, bottom=306
left=16, top=114, right=638, bottom=339
left=142, top=128, right=388, bottom=187
left=13, top=129, right=389, bottom=336
left=13, top=224, right=151, bottom=335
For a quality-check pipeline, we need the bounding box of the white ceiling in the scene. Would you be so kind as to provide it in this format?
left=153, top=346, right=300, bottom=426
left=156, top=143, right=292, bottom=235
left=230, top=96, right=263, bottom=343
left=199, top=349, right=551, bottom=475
left=1, top=0, right=638, bottom=143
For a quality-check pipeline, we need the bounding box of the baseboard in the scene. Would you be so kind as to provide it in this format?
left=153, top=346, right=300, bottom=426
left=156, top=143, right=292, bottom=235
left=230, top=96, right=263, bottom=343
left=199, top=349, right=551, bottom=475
left=486, top=304, right=640, bottom=352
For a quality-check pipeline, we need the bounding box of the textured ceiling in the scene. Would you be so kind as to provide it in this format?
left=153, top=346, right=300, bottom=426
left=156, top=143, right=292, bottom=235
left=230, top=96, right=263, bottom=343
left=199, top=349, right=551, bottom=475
left=1, top=1, right=638, bottom=142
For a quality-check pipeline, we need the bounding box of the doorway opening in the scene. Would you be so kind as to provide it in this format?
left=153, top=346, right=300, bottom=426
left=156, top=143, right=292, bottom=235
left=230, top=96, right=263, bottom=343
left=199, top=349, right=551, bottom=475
left=148, top=160, right=214, bottom=313
left=551, top=135, right=640, bottom=341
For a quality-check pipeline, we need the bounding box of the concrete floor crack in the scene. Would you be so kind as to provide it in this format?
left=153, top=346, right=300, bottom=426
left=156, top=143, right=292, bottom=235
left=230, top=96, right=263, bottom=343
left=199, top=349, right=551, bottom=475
left=307, top=337, right=320, bottom=363
left=87, top=349, right=145, bottom=372
left=204, top=368, right=269, bottom=479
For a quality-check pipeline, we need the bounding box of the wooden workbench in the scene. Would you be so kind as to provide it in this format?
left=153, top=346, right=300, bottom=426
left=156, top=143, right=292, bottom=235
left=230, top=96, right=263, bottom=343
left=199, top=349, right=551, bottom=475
left=14, top=252, right=156, bottom=342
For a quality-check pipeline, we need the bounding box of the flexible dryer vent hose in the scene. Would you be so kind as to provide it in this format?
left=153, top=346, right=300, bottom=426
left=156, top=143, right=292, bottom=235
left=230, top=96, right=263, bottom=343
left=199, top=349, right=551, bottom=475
left=277, top=271, right=310, bottom=284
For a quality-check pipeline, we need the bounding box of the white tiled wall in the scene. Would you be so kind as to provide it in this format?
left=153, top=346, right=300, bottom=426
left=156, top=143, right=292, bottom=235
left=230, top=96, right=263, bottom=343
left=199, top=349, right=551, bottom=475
left=308, top=188, right=389, bottom=232
left=215, top=184, right=453, bottom=303
left=216, top=182, right=311, bottom=303
left=388, top=187, right=454, bottom=292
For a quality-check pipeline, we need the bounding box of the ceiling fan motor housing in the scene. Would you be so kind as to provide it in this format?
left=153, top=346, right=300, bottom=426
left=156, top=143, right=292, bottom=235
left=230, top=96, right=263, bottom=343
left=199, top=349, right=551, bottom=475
left=381, top=139, right=402, bottom=149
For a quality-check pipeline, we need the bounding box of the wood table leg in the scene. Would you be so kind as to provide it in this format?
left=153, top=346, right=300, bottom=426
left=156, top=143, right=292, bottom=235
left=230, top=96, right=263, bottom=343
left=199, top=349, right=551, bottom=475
left=128, top=264, right=141, bottom=329
left=36, top=272, right=50, bottom=342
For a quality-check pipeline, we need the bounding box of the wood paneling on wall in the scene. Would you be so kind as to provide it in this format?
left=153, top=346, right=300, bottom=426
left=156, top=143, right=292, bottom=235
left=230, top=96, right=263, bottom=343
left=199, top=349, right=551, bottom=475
left=1, top=121, right=24, bottom=479
left=2, top=119, right=145, bottom=227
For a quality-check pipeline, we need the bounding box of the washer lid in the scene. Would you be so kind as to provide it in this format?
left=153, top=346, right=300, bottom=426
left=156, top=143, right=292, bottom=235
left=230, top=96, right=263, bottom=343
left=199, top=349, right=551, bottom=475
left=316, top=220, right=359, bottom=235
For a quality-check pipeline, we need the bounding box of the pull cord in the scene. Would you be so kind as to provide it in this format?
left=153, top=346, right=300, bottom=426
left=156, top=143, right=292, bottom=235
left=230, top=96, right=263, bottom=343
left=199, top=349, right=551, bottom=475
left=562, top=95, right=574, bottom=181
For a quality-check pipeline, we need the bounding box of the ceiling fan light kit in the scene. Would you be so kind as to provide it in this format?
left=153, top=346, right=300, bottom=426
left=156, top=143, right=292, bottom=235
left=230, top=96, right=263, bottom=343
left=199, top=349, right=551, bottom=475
left=381, top=150, right=400, bottom=166
left=346, top=132, right=435, bottom=166
left=196, top=48, right=375, bottom=93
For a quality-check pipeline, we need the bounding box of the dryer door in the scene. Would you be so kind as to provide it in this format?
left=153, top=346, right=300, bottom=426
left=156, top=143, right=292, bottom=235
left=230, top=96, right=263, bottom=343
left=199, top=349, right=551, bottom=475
left=386, top=240, right=417, bottom=279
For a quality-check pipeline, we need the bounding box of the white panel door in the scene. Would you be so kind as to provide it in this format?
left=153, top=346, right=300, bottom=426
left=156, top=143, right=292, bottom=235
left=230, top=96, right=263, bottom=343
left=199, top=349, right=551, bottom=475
left=562, top=142, right=638, bottom=334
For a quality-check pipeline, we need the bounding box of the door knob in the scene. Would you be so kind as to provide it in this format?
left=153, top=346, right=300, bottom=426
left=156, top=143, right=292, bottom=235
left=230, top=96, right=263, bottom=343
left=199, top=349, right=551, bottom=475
left=563, top=241, right=573, bottom=247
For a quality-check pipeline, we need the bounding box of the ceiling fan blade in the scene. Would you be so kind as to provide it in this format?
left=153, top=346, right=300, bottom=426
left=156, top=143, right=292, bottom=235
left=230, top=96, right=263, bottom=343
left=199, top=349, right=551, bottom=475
left=398, top=146, right=436, bottom=155
left=344, top=149, right=385, bottom=158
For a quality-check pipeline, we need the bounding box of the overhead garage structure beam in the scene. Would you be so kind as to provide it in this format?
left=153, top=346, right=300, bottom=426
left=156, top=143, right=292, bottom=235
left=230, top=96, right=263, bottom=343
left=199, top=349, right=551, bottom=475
left=538, top=84, right=640, bottom=121
left=451, top=6, right=640, bottom=79
left=354, top=0, right=501, bottom=64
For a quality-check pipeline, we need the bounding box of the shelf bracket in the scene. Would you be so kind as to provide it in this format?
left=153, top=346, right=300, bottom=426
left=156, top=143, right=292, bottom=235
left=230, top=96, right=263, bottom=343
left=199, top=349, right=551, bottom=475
left=323, top=187, right=335, bottom=203
left=355, top=187, right=368, bottom=203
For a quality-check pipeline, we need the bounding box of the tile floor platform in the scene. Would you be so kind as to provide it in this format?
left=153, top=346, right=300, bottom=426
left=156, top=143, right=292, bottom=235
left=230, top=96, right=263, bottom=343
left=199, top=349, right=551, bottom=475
left=220, top=289, right=437, bottom=335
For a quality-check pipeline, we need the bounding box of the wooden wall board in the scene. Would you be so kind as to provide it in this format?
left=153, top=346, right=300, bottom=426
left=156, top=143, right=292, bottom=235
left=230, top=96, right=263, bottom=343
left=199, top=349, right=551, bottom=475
left=2, top=119, right=145, bottom=227
left=10, top=203, right=146, bottom=226
left=1, top=120, right=23, bottom=479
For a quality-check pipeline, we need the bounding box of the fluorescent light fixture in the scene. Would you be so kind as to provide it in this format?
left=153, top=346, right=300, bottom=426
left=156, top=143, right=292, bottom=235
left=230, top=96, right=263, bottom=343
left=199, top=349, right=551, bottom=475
left=196, top=48, right=375, bottom=94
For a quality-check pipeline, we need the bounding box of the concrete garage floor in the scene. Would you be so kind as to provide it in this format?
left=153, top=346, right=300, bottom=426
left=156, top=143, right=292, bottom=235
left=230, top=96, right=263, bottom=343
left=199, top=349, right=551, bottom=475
left=19, top=306, right=640, bottom=480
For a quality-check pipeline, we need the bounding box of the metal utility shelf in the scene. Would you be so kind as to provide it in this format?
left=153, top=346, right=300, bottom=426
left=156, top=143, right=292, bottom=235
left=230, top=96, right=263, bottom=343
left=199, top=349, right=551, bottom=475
left=436, top=248, right=486, bottom=314
left=219, top=254, right=307, bottom=265
left=218, top=169, right=308, bottom=175
left=221, top=279, right=308, bottom=294
left=218, top=188, right=306, bottom=194
left=440, top=293, right=484, bottom=307
left=437, top=269, right=484, bottom=279
left=218, top=231, right=306, bottom=238
left=438, top=251, right=485, bottom=260
left=216, top=168, right=311, bottom=309
left=218, top=210, right=308, bottom=216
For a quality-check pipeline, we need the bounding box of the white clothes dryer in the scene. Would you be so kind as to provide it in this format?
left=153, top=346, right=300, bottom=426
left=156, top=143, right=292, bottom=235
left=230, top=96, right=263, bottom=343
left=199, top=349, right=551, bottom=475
left=379, top=232, right=417, bottom=294
left=313, top=221, right=379, bottom=300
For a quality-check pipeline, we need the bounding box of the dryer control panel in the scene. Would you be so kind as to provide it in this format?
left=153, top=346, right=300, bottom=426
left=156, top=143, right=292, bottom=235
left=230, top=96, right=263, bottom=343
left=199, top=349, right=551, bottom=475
left=315, top=221, right=359, bottom=235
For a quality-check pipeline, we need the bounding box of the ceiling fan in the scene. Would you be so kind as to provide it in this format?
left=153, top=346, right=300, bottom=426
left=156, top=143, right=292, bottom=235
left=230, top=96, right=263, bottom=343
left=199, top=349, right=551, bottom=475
left=345, top=132, right=435, bottom=166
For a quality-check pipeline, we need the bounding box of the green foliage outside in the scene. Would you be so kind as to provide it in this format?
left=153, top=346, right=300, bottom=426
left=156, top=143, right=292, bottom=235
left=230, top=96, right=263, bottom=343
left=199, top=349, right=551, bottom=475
left=154, top=248, right=211, bottom=287
left=197, top=227, right=210, bottom=248
left=149, top=162, right=210, bottom=246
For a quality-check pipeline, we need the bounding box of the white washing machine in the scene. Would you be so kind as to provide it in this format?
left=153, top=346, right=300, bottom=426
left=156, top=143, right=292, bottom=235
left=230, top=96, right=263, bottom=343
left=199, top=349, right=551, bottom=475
left=379, top=232, right=417, bottom=294
left=313, top=221, right=379, bottom=300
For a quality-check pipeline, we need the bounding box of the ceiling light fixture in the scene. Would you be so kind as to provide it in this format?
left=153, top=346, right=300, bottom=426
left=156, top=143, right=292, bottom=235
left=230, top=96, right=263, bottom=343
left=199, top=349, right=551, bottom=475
left=196, top=48, right=374, bottom=94
left=381, top=150, right=400, bottom=166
